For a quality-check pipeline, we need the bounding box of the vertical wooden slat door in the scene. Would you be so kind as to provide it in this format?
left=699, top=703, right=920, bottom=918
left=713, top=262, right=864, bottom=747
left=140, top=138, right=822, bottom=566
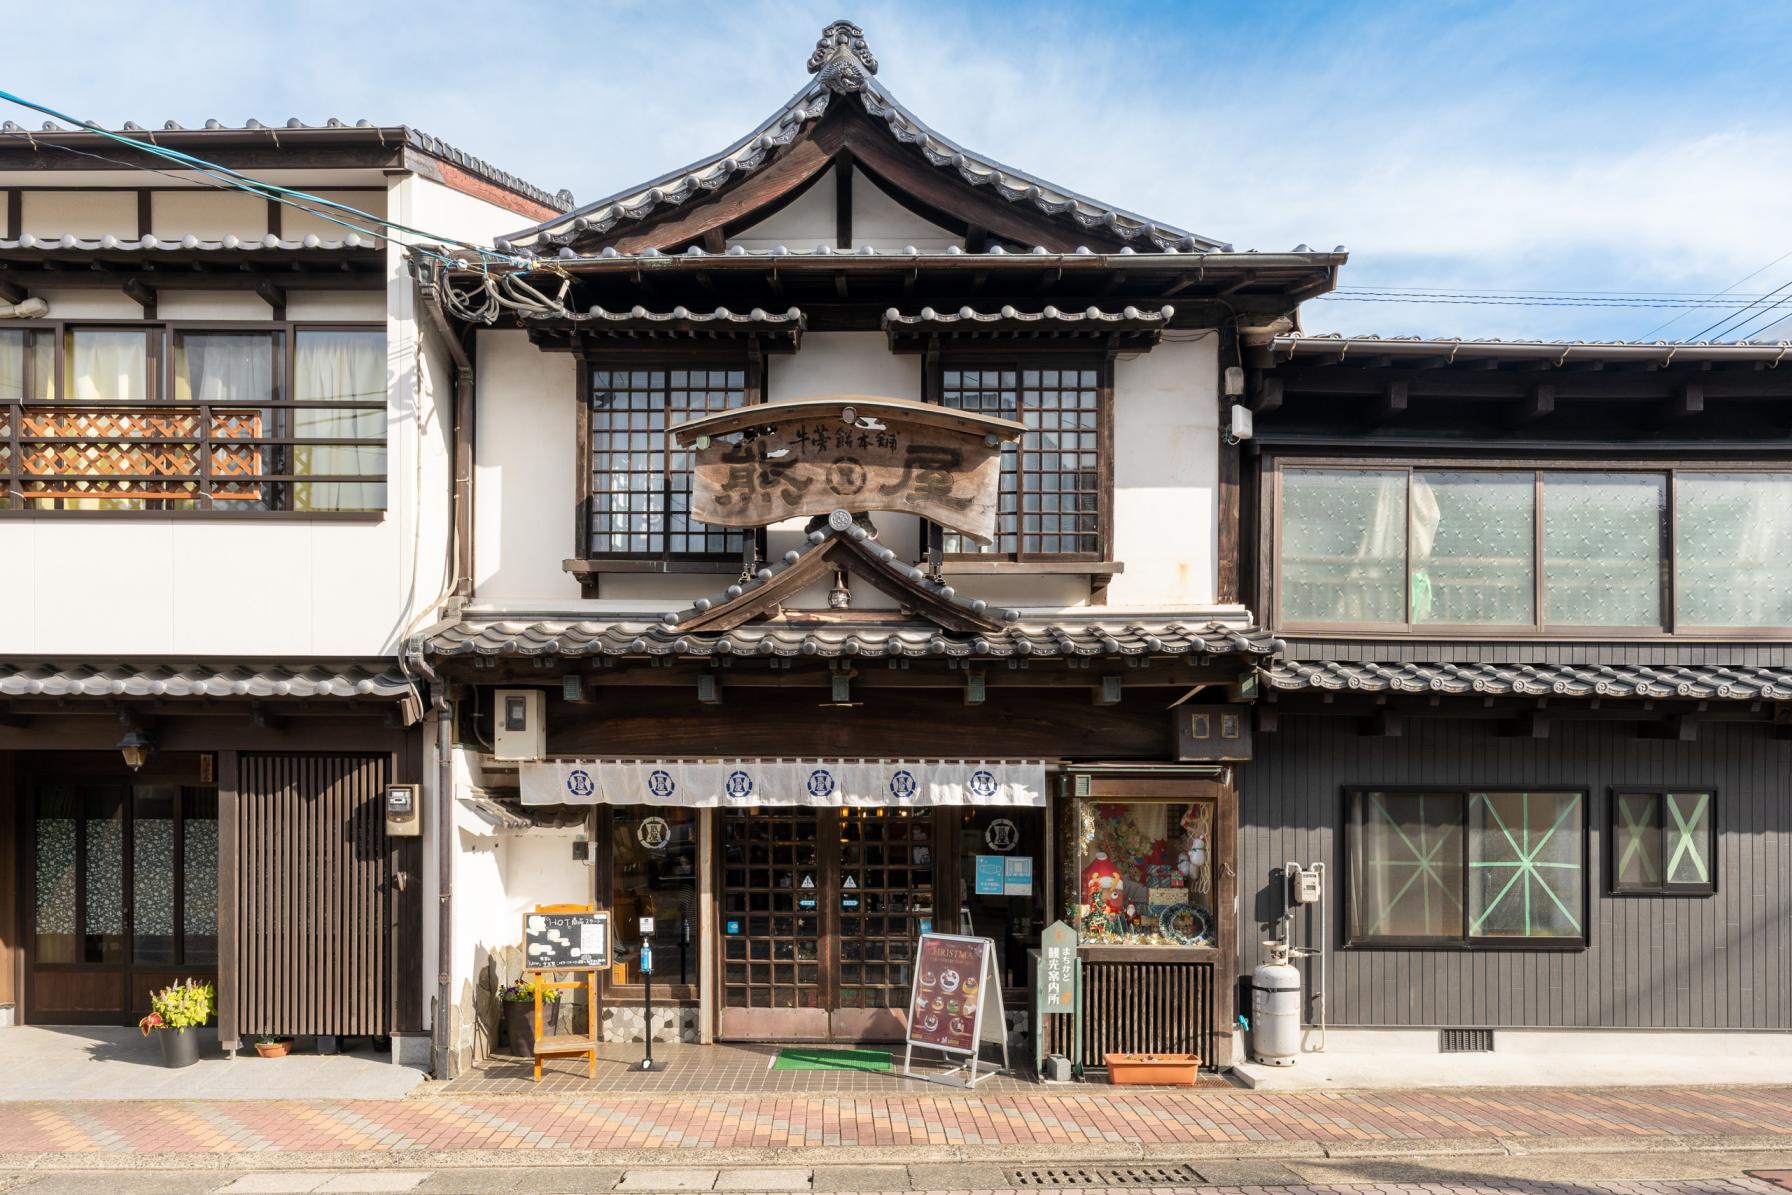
left=231, top=753, right=391, bottom=1044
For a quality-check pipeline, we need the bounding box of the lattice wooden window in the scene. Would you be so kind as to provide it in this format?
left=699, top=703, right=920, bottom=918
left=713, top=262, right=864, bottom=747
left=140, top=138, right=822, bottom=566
left=585, top=366, right=750, bottom=558
left=937, top=361, right=1107, bottom=559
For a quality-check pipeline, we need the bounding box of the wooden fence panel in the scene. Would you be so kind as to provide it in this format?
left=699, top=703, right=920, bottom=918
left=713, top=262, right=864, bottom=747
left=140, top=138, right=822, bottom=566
left=1046, top=957, right=1216, bottom=1070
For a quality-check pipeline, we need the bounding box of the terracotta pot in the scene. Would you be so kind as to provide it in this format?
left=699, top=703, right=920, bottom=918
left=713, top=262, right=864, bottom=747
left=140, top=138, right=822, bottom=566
left=254, top=1040, right=291, bottom=1058
left=504, top=1000, right=560, bottom=1057
left=157, top=1027, right=201, bottom=1069
left=1103, top=1052, right=1201, bottom=1086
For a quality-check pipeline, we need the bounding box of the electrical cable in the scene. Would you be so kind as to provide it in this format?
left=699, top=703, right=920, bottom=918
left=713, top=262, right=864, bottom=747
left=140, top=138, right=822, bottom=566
left=1682, top=277, right=1792, bottom=342
left=1638, top=248, right=1792, bottom=338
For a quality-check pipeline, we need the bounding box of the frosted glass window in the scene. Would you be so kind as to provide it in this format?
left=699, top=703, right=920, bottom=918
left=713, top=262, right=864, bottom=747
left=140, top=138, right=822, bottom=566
left=1412, top=471, right=1533, bottom=626
left=1468, top=792, right=1583, bottom=940
left=0, top=328, right=52, bottom=403
left=1613, top=791, right=1714, bottom=895
left=1543, top=474, right=1666, bottom=628
left=1280, top=468, right=1406, bottom=624
left=1675, top=473, right=1792, bottom=627
left=1346, top=792, right=1464, bottom=940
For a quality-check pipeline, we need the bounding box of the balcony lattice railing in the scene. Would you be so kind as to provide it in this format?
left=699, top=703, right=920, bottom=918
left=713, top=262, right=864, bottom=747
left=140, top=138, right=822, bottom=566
left=0, top=400, right=385, bottom=513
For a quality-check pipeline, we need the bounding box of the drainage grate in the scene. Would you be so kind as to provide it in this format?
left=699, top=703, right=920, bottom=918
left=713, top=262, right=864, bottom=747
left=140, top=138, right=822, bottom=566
left=1005, top=1166, right=1205, bottom=1187
left=1440, top=1027, right=1495, bottom=1053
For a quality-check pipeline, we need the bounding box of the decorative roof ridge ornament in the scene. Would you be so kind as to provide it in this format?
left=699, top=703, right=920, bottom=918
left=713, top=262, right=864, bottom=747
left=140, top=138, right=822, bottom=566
left=808, top=19, right=878, bottom=93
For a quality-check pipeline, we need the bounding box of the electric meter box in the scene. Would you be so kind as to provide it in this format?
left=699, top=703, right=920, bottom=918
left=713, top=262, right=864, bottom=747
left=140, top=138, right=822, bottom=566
left=1290, top=864, right=1323, bottom=905
left=493, top=689, right=546, bottom=761
left=384, top=783, right=422, bottom=837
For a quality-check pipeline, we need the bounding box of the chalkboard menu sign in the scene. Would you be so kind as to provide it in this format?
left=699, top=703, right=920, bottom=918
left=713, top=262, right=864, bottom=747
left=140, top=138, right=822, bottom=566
left=903, top=931, right=1006, bottom=1071
left=524, top=910, right=611, bottom=970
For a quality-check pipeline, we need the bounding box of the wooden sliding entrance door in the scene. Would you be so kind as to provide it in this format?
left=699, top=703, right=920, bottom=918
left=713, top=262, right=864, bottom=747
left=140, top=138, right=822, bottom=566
left=717, top=807, right=939, bottom=1041
left=20, top=753, right=218, bottom=1025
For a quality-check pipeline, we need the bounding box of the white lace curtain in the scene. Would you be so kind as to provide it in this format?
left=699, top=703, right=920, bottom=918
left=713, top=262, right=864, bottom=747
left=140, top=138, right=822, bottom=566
left=67, top=330, right=147, bottom=403
left=293, top=330, right=386, bottom=511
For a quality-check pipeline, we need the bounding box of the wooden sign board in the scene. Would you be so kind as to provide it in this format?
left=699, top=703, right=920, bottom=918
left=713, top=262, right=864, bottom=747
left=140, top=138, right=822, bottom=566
left=1174, top=704, right=1252, bottom=762
left=673, top=396, right=1024, bottom=544
left=1037, top=920, right=1078, bottom=1014
left=903, top=932, right=1008, bottom=1088
left=523, top=909, right=611, bottom=970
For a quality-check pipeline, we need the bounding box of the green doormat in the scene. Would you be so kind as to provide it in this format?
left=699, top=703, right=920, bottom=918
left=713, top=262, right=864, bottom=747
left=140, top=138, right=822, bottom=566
left=771, top=1047, right=893, bottom=1072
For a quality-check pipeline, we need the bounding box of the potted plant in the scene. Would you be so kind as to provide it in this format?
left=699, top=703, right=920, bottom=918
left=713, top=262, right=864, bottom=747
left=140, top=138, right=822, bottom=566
left=499, top=975, right=560, bottom=1058
left=137, top=978, right=215, bottom=1069
left=254, top=1035, right=293, bottom=1059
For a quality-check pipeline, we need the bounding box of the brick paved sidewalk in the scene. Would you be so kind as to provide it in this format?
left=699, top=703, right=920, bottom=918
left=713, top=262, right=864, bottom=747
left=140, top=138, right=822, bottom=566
left=0, top=1086, right=1788, bottom=1156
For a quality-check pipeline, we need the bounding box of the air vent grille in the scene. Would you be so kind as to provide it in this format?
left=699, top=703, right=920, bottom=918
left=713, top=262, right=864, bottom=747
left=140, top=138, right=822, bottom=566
left=1005, top=1167, right=1204, bottom=1188
left=1440, top=1027, right=1495, bottom=1053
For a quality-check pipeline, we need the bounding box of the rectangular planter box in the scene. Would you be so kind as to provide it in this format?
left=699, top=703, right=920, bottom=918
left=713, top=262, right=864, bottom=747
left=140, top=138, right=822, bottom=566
left=1103, top=1052, right=1201, bottom=1086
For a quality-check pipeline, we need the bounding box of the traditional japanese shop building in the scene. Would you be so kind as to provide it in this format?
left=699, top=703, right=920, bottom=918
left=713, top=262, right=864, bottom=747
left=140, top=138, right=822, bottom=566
left=1237, top=334, right=1792, bottom=1058
left=415, top=21, right=1342, bottom=1075
left=0, top=117, right=564, bottom=1054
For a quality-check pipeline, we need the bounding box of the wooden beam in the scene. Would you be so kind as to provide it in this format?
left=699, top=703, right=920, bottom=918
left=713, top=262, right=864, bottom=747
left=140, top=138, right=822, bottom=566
left=1371, top=380, right=1408, bottom=425
left=1251, top=376, right=1284, bottom=415
left=121, top=276, right=156, bottom=316
left=249, top=703, right=287, bottom=731
left=1672, top=381, right=1705, bottom=418
left=1360, top=709, right=1403, bottom=737
left=1514, top=382, right=1555, bottom=426
left=254, top=278, right=286, bottom=320
left=0, top=278, right=27, bottom=305
left=1499, top=709, right=1550, bottom=738
left=834, top=153, right=853, bottom=249
left=610, top=136, right=836, bottom=255
left=1640, top=713, right=1697, bottom=741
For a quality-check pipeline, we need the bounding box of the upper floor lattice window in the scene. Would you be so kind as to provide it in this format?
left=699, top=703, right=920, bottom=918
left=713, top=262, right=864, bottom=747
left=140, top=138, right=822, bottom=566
left=583, top=365, right=750, bottom=559
left=937, top=361, right=1108, bottom=559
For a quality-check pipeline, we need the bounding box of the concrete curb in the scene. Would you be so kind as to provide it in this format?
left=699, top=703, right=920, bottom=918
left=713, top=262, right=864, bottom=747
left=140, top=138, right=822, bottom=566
left=2, top=1132, right=1789, bottom=1172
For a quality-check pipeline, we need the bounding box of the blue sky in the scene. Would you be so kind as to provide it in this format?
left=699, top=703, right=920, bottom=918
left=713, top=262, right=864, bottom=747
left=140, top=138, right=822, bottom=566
left=8, top=0, right=1792, bottom=341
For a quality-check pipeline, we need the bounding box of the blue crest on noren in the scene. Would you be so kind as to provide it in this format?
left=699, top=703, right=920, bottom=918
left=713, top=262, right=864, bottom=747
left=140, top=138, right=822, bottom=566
left=806, top=768, right=836, bottom=797
left=566, top=768, right=596, bottom=798
left=889, top=769, right=917, bottom=799
left=725, top=770, right=754, bottom=800
left=647, top=769, right=676, bottom=798
left=969, top=769, right=998, bottom=798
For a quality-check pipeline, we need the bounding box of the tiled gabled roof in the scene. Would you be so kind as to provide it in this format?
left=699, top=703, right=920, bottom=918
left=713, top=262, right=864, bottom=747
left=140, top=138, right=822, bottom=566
left=500, top=20, right=1226, bottom=255
left=0, top=233, right=376, bottom=252
left=1263, top=659, right=1792, bottom=701
left=0, top=661, right=411, bottom=699
left=425, top=617, right=1278, bottom=662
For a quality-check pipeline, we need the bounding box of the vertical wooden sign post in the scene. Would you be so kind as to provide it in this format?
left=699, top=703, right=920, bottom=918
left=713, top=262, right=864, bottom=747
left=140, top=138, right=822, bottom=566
left=521, top=903, right=610, bottom=1082
left=1032, top=920, right=1081, bottom=1079
left=902, top=932, right=1008, bottom=1088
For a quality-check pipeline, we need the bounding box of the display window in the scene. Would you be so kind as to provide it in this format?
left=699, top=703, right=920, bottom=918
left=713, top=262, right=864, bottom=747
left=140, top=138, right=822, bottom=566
left=1073, top=799, right=1216, bottom=947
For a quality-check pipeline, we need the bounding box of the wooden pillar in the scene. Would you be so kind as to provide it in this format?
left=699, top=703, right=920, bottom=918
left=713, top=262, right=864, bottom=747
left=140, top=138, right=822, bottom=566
left=0, top=751, right=16, bottom=1022
left=215, top=750, right=240, bottom=1053
left=697, top=807, right=716, bottom=1044
left=1211, top=768, right=1240, bottom=1068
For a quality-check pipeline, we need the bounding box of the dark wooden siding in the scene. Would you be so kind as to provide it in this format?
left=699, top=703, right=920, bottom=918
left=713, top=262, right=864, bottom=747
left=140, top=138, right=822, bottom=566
left=1239, top=716, right=1792, bottom=1029
left=0, top=751, right=15, bottom=1013
left=230, top=753, right=393, bottom=1041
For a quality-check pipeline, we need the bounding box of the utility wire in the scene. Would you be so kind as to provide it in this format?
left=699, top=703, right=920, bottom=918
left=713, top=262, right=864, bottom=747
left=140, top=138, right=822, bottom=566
left=1638, top=248, right=1792, bottom=338
left=1682, top=277, right=1792, bottom=341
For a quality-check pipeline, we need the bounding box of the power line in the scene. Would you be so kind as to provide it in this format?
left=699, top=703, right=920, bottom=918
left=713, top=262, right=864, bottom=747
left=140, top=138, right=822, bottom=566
left=1683, top=277, right=1792, bottom=341
left=1638, top=248, right=1792, bottom=338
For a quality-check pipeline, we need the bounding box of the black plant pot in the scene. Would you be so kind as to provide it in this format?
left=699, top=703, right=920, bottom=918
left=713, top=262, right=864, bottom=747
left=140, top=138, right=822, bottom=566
left=504, top=1001, right=559, bottom=1057
left=158, top=1027, right=201, bottom=1069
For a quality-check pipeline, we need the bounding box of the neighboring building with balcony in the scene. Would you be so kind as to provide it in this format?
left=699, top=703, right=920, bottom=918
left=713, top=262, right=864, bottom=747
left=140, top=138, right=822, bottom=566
left=413, top=21, right=1339, bottom=1075
left=0, top=118, right=566, bottom=1063
left=1237, top=334, right=1792, bottom=1066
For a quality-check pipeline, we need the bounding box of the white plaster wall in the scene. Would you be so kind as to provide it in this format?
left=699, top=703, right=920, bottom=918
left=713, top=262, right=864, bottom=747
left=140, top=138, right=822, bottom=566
left=288, top=290, right=386, bottom=321
left=1106, top=334, right=1221, bottom=607
left=472, top=330, right=581, bottom=603
left=284, top=189, right=388, bottom=246
left=19, top=191, right=136, bottom=239
left=28, top=288, right=138, bottom=319
left=464, top=329, right=1223, bottom=614
left=728, top=167, right=958, bottom=253
left=150, top=191, right=267, bottom=241
left=155, top=291, right=272, bottom=321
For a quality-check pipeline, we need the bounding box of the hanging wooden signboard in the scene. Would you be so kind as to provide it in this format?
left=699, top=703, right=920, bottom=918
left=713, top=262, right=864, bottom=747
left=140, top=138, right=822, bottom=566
left=671, top=396, right=1025, bottom=544
left=902, top=932, right=1008, bottom=1087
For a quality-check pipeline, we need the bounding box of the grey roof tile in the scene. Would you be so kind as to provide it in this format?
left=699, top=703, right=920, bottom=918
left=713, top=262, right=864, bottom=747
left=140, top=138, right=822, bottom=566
left=500, top=21, right=1226, bottom=254
left=424, top=617, right=1279, bottom=661
left=0, top=233, right=376, bottom=253
left=1263, top=659, right=1792, bottom=701
left=0, top=661, right=411, bottom=699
